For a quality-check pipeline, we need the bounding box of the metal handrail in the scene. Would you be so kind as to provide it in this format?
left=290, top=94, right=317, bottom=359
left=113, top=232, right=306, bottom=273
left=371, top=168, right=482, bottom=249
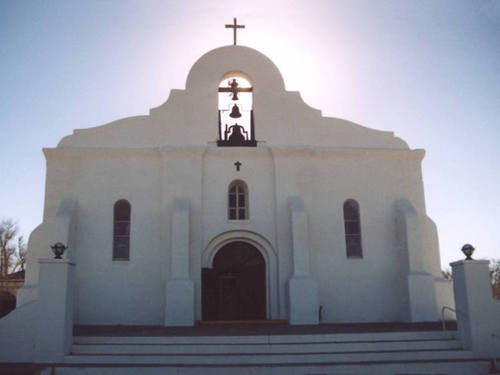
left=441, top=306, right=457, bottom=331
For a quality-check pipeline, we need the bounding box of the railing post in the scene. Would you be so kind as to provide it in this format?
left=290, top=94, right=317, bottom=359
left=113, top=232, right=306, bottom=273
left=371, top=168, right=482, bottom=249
left=440, top=306, right=457, bottom=331
left=450, top=259, right=500, bottom=357
left=34, top=258, right=75, bottom=362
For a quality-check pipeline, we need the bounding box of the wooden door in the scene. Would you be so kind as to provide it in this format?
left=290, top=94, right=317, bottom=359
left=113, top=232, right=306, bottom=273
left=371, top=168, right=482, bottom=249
left=201, top=241, right=265, bottom=320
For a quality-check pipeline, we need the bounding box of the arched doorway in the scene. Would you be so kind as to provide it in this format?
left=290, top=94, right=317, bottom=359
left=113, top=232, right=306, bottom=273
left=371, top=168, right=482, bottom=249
left=202, top=241, right=266, bottom=320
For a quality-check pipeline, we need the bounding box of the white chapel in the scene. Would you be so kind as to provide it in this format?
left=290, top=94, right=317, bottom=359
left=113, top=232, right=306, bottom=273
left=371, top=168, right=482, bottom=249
left=3, top=24, right=500, bottom=372
left=11, top=42, right=454, bottom=328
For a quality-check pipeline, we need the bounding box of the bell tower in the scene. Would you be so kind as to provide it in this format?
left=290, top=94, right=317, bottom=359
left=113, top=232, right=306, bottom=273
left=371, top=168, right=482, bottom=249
left=217, top=75, right=256, bottom=147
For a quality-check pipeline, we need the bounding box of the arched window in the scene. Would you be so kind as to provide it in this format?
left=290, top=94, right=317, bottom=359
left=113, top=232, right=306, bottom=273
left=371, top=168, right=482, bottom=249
left=343, top=199, right=362, bottom=258
left=113, top=199, right=131, bottom=260
left=228, top=181, right=248, bottom=220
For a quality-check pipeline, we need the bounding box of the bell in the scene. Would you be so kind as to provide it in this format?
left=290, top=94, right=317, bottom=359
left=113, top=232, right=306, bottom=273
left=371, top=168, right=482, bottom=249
left=229, top=104, right=242, bottom=118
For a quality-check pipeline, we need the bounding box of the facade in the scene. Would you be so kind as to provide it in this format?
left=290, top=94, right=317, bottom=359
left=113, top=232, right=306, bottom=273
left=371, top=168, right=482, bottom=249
left=15, top=45, right=454, bottom=327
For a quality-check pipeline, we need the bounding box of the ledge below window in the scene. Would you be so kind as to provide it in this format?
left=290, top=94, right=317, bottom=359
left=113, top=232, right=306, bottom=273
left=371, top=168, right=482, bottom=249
left=217, top=140, right=257, bottom=147
left=228, top=219, right=251, bottom=224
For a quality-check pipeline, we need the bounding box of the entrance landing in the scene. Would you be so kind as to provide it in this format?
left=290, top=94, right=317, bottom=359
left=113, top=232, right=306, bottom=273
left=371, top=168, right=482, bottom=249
left=73, top=321, right=457, bottom=337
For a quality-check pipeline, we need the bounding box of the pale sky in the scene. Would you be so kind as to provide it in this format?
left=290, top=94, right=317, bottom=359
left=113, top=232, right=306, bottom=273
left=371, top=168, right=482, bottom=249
left=1, top=0, right=499, bottom=269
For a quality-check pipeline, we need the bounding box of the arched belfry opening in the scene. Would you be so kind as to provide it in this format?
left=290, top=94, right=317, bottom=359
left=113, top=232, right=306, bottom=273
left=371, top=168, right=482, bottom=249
left=217, top=74, right=256, bottom=147
left=202, top=241, right=266, bottom=320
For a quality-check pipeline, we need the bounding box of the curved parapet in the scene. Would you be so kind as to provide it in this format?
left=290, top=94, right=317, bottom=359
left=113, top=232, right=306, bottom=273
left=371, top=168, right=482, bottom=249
left=186, top=45, right=286, bottom=94
left=50, top=45, right=411, bottom=150
left=57, top=115, right=153, bottom=148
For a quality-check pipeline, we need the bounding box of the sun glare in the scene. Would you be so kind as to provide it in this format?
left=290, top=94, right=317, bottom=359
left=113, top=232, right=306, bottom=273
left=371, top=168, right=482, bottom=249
left=218, top=76, right=253, bottom=140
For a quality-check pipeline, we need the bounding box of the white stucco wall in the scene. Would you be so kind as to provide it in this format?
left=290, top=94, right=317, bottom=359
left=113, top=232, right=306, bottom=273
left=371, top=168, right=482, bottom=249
left=18, top=45, right=451, bottom=325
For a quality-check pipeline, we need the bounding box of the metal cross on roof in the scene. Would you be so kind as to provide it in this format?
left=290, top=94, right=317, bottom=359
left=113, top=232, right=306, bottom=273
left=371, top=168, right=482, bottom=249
left=225, top=18, right=245, bottom=46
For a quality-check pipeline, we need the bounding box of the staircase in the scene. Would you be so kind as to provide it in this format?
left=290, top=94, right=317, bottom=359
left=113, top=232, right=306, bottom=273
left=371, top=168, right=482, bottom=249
left=51, top=326, right=496, bottom=375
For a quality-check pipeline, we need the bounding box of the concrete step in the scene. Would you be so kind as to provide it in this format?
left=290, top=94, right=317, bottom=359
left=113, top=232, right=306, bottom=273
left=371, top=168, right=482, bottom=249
left=51, top=360, right=494, bottom=375
left=62, top=329, right=494, bottom=375
left=71, top=339, right=462, bottom=355
left=72, top=329, right=457, bottom=345
left=64, top=350, right=477, bottom=365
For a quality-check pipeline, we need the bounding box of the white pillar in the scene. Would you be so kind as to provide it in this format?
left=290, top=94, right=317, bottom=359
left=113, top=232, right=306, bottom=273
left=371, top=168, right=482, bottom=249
left=164, top=199, right=195, bottom=326
left=396, top=199, right=438, bottom=321
left=287, top=196, right=319, bottom=325
left=34, top=258, right=74, bottom=363
left=451, top=259, right=500, bottom=356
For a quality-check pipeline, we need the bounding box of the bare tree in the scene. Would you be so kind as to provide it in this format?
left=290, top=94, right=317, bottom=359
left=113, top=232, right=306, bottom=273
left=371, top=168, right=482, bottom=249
left=0, top=219, right=28, bottom=276
left=12, top=236, right=27, bottom=272
left=0, top=220, right=18, bottom=277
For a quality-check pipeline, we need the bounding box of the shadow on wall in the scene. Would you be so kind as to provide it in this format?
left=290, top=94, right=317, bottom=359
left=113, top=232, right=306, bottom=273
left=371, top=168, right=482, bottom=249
left=0, top=292, right=16, bottom=318
left=0, top=270, right=25, bottom=317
